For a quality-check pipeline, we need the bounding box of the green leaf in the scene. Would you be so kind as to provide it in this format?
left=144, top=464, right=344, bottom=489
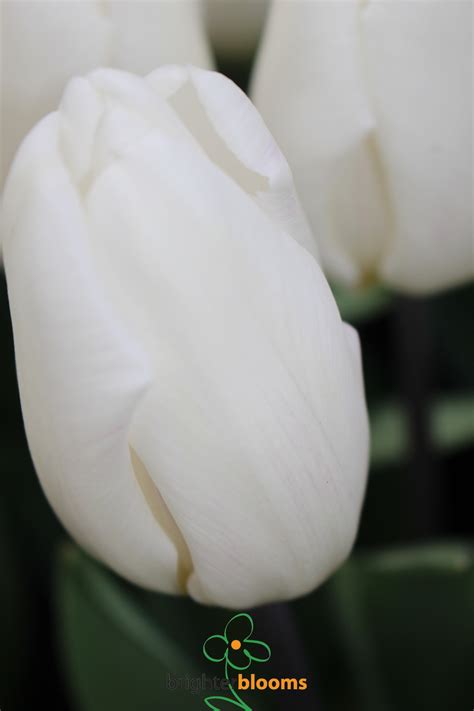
left=432, top=283, right=474, bottom=387
left=331, top=282, right=393, bottom=324
left=370, top=402, right=408, bottom=468
left=56, top=546, right=272, bottom=711
left=370, top=395, right=474, bottom=468
left=296, top=542, right=474, bottom=711
left=432, top=395, right=474, bottom=453
left=56, top=544, right=204, bottom=711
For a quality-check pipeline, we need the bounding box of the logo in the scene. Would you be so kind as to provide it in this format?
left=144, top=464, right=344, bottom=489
left=202, top=612, right=308, bottom=710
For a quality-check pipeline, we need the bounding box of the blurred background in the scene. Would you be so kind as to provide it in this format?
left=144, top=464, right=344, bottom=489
left=1, top=11, right=473, bottom=711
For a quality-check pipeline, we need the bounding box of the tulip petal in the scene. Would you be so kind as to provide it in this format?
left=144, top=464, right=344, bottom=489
left=252, top=0, right=379, bottom=284
left=1, top=1, right=212, bottom=187
left=253, top=0, right=473, bottom=294
left=105, top=1, right=211, bottom=72
left=80, top=81, right=369, bottom=606
left=147, top=65, right=318, bottom=260
left=1, top=0, right=108, bottom=184
left=2, top=116, right=188, bottom=594
left=361, top=0, right=473, bottom=293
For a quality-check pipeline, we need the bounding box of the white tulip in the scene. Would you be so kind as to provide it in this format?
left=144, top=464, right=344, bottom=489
left=1, top=0, right=212, bottom=186
left=252, top=0, right=473, bottom=295
left=2, top=65, right=369, bottom=609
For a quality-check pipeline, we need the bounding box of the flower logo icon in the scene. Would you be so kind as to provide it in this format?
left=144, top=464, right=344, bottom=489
left=203, top=613, right=271, bottom=709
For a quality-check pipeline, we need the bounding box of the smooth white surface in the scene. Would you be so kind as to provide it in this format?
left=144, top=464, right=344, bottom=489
left=252, top=0, right=473, bottom=294
left=3, top=66, right=369, bottom=608
left=1, top=0, right=212, bottom=186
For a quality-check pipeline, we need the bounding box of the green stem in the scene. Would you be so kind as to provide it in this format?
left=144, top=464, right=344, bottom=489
left=395, top=296, right=439, bottom=537
left=225, top=659, right=252, bottom=710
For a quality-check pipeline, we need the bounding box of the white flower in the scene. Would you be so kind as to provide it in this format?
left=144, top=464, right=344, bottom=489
left=2, top=66, right=369, bottom=609
left=1, top=0, right=211, bottom=186
left=252, top=0, right=473, bottom=295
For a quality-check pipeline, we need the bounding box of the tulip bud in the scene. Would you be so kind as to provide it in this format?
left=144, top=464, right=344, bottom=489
left=2, top=66, right=369, bottom=608
left=252, top=0, right=473, bottom=294
left=1, top=0, right=212, bottom=186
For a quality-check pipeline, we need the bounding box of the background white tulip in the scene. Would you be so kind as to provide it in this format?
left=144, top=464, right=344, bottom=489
left=2, top=65, right=368, bottom=609
left=0, top=0, right=212, bottom=186
left=252, top=0, right=473, bottom=295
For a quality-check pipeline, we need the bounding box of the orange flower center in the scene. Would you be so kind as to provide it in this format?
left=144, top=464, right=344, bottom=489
left=230, top=639, right=242, bottom=650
